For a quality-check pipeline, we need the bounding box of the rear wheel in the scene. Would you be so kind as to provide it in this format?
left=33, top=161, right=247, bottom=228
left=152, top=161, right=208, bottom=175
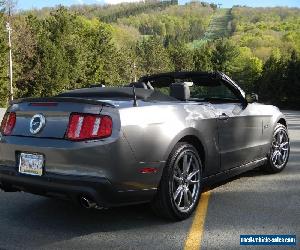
left=262, top=123, right=290, bottom=173
left=151, top=142, right=202, bottom=220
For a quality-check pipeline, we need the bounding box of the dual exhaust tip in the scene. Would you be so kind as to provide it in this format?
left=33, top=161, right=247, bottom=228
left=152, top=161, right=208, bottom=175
left=79, top=196, right=103, bottom=210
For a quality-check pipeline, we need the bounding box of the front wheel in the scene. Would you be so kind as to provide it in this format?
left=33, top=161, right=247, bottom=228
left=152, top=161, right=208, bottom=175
left=262, top=123, right=290, bottom=173
left=151, top=142, right=202, bottom=220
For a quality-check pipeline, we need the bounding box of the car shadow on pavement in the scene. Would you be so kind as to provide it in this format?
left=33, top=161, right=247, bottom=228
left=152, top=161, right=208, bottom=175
left=0, top=194, right=180, bottom=249
left=7, top=196, right=167, bottom=228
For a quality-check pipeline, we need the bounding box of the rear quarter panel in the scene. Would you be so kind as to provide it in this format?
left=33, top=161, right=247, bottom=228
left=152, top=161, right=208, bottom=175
left=119, top=102, right=220, bottom=177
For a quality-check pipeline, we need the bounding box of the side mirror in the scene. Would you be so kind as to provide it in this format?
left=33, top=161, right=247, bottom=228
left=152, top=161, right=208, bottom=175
left=246, top=93, right=258, bottom=103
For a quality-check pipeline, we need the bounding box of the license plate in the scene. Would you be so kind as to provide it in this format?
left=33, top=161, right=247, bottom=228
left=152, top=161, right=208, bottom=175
left=18, top=153, right=44, bottom=176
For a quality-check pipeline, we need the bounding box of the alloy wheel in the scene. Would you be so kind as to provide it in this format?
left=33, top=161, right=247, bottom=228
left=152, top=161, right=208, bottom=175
left=171, top=151, right=201, bottom=213
left=271, top=128, right=289, bottom=169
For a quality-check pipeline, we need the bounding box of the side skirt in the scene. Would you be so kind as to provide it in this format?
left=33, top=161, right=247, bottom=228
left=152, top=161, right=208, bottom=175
left=202, top=157, right=267, bottom=187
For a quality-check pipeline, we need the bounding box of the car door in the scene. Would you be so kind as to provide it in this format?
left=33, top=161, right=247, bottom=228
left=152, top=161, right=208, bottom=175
left=212, top=101, right=263, bottom=171
left=202, top=74, right=266, bottom=171
left=189, top=76, right=263, bottom=171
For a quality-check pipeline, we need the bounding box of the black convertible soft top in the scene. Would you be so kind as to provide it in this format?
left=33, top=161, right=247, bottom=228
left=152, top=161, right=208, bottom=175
left=57, top=87, right=177, bottom=101
left=139, top=71, right=221, bottom=87
left=56, top=72, right=226, bottom=101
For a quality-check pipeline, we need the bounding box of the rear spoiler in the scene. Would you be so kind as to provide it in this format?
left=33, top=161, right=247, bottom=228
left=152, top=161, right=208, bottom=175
left=10, top=97, right=115, bottom=108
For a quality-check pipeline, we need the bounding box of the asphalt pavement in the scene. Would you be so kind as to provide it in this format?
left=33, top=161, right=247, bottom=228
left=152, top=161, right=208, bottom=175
left=201, top=110, right=300, bottom=249
left=0, top=110, right=299, bottom=249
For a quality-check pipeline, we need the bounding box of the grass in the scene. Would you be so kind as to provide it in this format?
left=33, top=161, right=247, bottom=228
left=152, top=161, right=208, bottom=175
left=188, top=8, right=233, bottom=49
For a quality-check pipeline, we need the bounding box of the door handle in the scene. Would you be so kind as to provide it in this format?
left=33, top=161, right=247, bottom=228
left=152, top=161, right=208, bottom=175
left=218, top=113, right=229, bottom=120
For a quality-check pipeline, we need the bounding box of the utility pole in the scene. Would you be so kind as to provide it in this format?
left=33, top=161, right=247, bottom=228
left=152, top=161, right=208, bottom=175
left=6, top=22, right=13, bottom=101
left=133, top=61, right=137, bottom=82
left=6, top=5, right=13, bottom=101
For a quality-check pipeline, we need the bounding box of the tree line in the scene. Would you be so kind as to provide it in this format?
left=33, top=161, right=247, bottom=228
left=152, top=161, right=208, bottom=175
left=0, top=1, right=299, bottom=108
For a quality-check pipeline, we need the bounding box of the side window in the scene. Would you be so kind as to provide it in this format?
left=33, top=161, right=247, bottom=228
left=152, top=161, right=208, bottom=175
left=190, top=81, right=240, bottom=101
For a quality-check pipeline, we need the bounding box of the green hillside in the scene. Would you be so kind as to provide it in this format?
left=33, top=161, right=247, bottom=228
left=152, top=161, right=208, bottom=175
left=189, top=8, right=232, bottom=48
left=204, top=8, right=232, bottom=40
left=0, top=1, right=299, bottom=108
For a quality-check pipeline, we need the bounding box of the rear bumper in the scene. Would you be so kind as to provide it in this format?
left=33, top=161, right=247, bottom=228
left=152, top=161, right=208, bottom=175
left=0, top=166, right=156, bottom=207
left=0, top=135, right=163, bottom=192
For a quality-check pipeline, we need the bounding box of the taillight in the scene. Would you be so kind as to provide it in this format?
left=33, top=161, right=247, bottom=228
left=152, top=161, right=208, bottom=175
left=66, top=113, right=112, bottom=141
left=0, top=112, right=16, bottom=135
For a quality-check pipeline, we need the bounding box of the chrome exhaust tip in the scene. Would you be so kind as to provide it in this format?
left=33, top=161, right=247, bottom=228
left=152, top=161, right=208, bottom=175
left=80, top=196, right=97, bottom=209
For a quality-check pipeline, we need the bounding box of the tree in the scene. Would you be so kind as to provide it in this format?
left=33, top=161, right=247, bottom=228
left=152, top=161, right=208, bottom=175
left=168, top=42, right=193, bottom=72
left=21, top=8, right=122, bottom=97
left=229, top=47, right=263, bottom=93
left=12, top=15, right=39, bottom=98
left=78, top=17, right=122, bottom=86
left=0, top=2, right=298, bottom=109
left=211, top=38, right=239, bottom=74
left=0, top=1, right=9, bottom=106
left=193, top=43, right=213, bottom=72
left=285, top=51, right=300, bottom=108
left=257, top=50, right=287, bottom=105
left=136, top=36, right=173, bottom=75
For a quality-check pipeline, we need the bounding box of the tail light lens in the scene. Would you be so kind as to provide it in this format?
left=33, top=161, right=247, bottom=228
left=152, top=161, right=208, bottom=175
left=66, top=113, right=112, bottom=141
left=1, top=112, right=16, bottom=135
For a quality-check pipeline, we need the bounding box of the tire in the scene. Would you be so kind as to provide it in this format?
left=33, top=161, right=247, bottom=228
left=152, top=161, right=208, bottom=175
left=151, top=142, right=202, bottom=220
left=261, top=123, right=290, bottom=174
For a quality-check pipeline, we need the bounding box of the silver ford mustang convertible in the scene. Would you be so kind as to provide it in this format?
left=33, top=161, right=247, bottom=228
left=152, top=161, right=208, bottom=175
left=0, top=72, right=290, bottom=220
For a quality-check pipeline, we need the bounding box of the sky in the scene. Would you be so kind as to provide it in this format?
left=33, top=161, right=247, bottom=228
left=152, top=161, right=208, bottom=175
left=17, top=0, right=300, bottom=10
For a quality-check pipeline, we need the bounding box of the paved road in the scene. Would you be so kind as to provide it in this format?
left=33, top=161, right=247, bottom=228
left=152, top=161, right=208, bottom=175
left=0, top=111, right=299, bottom=249
left=202, top=111, right=300, bottom=249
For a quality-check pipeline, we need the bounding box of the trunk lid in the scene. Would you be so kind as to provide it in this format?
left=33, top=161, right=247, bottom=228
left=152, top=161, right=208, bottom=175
left=8, top=97, right=114, bottom=139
